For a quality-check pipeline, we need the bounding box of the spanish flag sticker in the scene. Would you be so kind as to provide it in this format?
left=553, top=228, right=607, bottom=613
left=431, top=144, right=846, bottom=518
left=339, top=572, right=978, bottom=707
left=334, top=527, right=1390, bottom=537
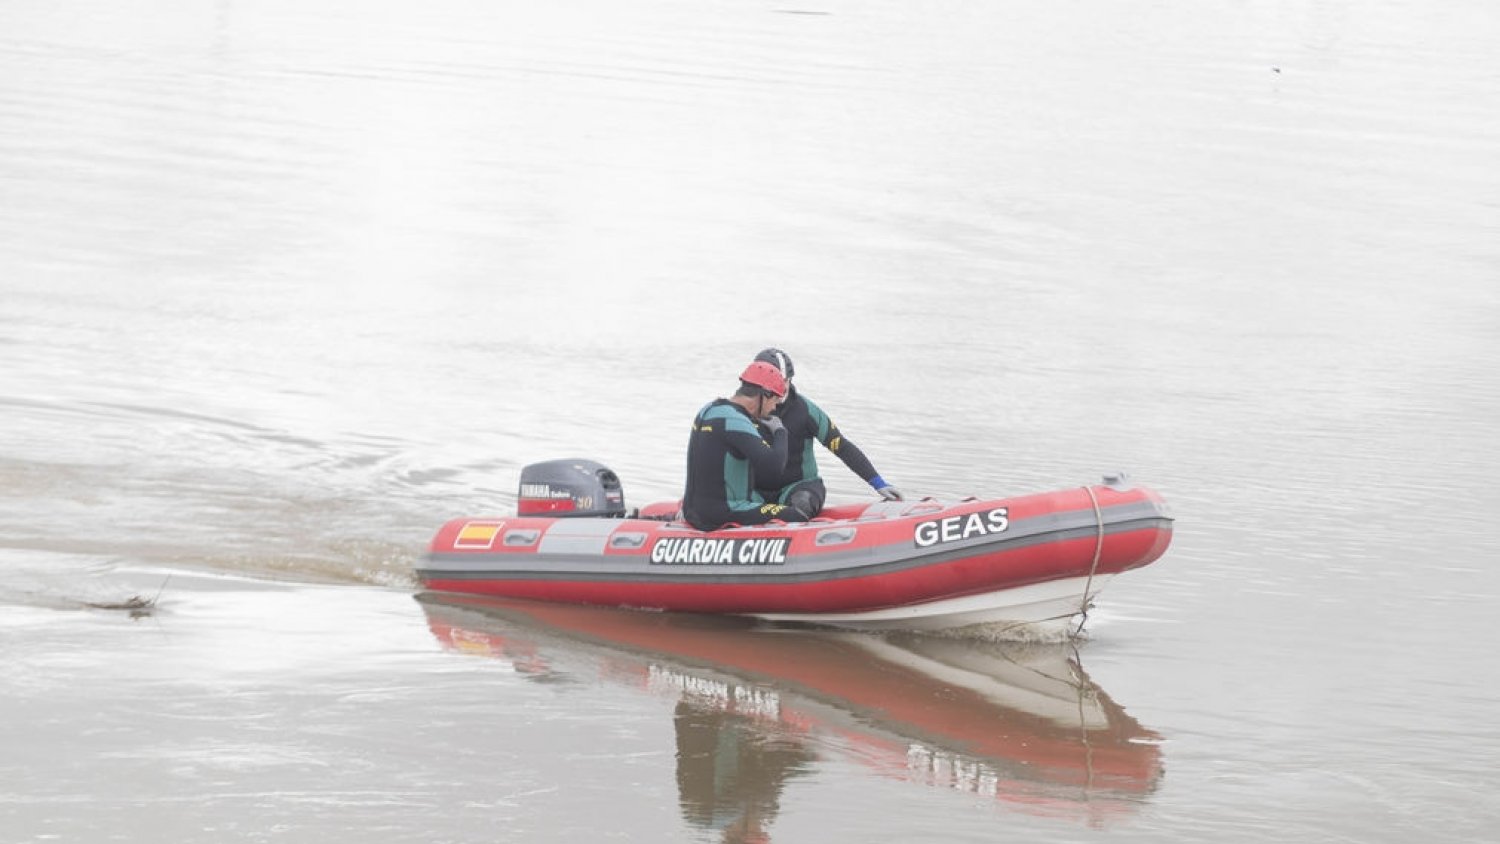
left=454, top=521, right=504, bottom=550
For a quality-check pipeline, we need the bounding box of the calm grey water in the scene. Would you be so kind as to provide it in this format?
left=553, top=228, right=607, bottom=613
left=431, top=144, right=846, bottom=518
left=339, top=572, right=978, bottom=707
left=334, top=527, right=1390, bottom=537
left=3, top=0, right=1499, bottom=841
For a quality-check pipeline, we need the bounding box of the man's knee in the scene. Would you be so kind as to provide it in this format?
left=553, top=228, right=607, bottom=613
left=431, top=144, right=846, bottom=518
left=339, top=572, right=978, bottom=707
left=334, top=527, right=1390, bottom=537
left=787, top=488, right=817, bottom=520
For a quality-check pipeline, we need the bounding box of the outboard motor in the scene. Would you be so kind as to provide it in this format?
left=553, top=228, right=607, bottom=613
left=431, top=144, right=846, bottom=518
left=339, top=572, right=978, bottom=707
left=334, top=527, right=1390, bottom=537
left=517, top=459, right=626, bottom=518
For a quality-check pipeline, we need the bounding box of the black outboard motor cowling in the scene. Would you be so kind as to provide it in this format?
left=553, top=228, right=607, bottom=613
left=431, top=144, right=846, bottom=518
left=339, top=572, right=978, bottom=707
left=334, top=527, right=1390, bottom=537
left=517, top=459, right=626, bottom=517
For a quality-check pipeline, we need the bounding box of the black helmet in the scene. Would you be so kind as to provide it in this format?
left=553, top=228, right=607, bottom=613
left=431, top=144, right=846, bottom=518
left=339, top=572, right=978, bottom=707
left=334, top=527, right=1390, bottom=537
left=755, top=348, right=794, bottom=380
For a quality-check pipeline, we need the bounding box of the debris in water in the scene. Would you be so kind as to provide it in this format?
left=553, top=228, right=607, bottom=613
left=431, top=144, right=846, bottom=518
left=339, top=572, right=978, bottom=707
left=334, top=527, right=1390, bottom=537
left=87, top=595, right=149, bottom=609
left=83, top=576, right=170, bottom=618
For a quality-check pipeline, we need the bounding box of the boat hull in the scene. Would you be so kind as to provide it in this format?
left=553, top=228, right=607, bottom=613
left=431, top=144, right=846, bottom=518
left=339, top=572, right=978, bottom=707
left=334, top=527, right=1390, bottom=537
left=418, top=481, right=1172, bottom=632
left=748, top=573, right=1120, bottom=633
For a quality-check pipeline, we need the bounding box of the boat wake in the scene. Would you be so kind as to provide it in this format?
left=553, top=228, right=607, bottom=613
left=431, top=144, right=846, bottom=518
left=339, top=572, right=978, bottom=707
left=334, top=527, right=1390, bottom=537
left=939, top=618, right=1086, bottom=644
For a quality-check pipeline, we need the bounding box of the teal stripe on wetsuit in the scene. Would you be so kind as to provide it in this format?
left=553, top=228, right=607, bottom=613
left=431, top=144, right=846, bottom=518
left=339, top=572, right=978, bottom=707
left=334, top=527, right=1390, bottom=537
left=800, top=396, right=834, bottom=482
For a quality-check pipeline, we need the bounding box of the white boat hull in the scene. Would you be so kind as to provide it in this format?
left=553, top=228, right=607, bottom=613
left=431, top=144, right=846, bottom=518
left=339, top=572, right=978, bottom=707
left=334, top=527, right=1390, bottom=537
left=748, top=574, right=1116, bottom=636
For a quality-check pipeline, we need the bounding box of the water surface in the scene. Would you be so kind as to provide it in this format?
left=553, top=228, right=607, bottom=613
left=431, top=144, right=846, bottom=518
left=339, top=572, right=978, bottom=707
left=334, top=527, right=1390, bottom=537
left=2, top=0, right=1498, bottom=841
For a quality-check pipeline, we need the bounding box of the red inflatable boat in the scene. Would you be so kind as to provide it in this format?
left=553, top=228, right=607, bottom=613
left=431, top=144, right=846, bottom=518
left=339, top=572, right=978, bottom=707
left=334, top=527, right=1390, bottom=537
left=417, top=460, right=1173, bottom=635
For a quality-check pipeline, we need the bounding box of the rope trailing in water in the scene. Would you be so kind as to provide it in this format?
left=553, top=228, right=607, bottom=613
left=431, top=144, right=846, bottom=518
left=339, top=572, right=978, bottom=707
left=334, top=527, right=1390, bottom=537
left=1068, top=641, right=1097, bottom=793
left=1074, top=485, right=1106, bottom=637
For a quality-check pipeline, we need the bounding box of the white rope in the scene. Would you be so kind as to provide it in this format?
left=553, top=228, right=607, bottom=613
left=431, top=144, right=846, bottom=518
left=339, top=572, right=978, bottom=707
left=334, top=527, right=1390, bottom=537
left=1074, top=485, right=1106, bottom=637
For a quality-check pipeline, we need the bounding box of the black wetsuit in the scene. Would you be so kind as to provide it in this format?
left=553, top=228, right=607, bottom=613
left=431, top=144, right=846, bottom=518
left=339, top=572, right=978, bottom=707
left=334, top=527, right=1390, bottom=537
left=754, top=387, right=881, bottom=514
left=682, top=399, right=806, bottom=532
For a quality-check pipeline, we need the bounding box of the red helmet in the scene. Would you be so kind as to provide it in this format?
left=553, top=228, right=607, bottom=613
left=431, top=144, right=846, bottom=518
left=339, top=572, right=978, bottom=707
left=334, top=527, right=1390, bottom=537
left=739, top=360, right=788, bottom=398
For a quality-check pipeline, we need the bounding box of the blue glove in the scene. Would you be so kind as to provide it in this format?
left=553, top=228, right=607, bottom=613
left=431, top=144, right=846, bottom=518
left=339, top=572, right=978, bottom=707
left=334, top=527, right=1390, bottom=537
left=871, top=476, right=903, bottom=501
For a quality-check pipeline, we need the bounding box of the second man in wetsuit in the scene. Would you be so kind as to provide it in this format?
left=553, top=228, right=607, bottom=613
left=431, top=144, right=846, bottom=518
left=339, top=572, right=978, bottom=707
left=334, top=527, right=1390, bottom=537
left=751, top=347, right=903, bottom=519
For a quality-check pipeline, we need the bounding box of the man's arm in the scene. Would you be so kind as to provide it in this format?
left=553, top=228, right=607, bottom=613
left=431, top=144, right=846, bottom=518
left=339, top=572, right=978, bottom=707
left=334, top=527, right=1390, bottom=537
left=724, top=412, right=789, bottom=478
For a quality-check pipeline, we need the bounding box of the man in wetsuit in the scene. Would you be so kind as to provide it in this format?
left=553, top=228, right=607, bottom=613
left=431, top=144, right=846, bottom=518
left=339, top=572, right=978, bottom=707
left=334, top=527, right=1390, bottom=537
left=751, top=348, right=903, bottom=519
left=681, top=361, right=813, bottom=532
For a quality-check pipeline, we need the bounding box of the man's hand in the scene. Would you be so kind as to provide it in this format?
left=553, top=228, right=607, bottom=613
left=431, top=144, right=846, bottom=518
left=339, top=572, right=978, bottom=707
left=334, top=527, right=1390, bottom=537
left=870, top=475, right=903, bottom=501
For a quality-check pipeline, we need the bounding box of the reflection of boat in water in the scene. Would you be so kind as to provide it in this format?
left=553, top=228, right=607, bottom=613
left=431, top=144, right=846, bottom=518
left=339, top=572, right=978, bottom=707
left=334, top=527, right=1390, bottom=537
left=417, top=593, right=1164, bottom=831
